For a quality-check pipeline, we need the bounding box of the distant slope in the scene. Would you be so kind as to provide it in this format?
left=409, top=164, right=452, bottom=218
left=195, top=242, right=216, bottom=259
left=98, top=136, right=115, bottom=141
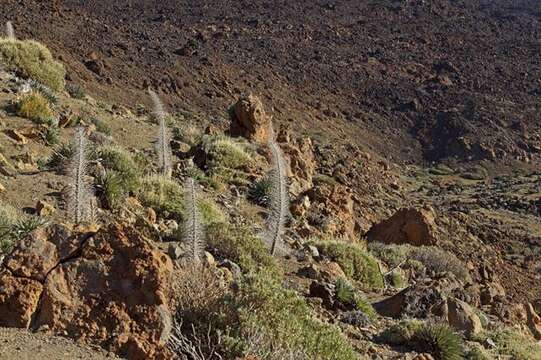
left=2, top=0, right=540, bottom=165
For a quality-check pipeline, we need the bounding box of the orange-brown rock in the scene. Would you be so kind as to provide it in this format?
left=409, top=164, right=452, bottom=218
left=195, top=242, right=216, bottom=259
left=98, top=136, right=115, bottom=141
left=367, top=207, right=438, bottom=246
left=278, top=127, right=316, bottom=196
left=229, top=94, right=270, bottom=143
left=525, top=302, right=541, bottom=340
left=0, top=223, right=174, bottom=360
left=304, top=177, right=357, bottom=241
left=0, top=271, right=43, bottom=328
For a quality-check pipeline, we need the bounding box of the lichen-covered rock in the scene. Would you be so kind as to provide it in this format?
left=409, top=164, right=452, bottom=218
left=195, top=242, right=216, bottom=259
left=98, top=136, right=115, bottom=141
left=367, top=207, right=438, bottom=246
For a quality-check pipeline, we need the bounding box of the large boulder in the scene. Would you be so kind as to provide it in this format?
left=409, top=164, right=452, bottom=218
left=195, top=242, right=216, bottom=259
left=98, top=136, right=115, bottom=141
left=446, top=298, right=483, bottom=337
left=229, top=94, right=270, bottom=143
left=367, top=207, right=438, bottom=246
left=0, top=223, right=174, bottom=360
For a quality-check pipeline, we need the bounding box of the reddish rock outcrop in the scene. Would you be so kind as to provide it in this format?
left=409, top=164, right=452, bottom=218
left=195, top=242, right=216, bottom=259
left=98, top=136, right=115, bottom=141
left=0, top=223, right=174, bottom=360
left=367, top=207, right=438, bottom=246
left=229, top=94, right=270, bottom=143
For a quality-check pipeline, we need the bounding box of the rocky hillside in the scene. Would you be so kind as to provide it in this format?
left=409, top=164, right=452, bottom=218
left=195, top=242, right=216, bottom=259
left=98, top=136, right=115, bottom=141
left=1, top=0, right=540, bottom=165
left=0, top=2, right=540, bottom=360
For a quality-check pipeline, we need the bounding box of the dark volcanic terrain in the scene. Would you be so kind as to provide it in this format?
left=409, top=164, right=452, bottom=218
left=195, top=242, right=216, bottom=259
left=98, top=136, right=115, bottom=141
left=2, top=0, right=541, bottom=164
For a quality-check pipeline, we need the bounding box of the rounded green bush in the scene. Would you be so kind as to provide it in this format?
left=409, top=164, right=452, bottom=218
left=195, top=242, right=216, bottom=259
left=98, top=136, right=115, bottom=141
left=0, top=39, right=66, bottom=91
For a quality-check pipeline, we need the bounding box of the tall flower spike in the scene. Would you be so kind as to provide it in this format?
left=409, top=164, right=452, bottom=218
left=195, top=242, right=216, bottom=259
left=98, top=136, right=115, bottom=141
left=68, top=127, right=93, bottom=224
left=183, top=178, right=204, bottom=262
left=148, top=88, right=172, bottom=177
left=264, top=123, right=289, bottom=255
left=5, top=22, right=15, bottom=40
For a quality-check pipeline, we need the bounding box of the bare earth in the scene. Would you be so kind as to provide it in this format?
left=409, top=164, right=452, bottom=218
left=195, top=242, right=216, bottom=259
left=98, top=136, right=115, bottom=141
left=0, top=328, right=122, bottom=360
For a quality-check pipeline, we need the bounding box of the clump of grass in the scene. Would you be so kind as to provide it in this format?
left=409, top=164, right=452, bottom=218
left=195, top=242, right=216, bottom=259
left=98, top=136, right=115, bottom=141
left=312, top=241, right=384, bottom=289
left=201, top=134, right=254, bottom=186
left=66, top=83, right=85, bottom=99
left=0, top=39, right=66, bottom=91
left=0, top=202, right=44, bottom=255
left=334, top=278, right=377, bottom=319
left=388, top=270, right=406, bottom=288
left=25, top=79, right=59, bottom=105
left=17, top=91, right=54, bottom=123
left=225, top=270, right=358, bottom=360
left=172, top=123, right=202, bottom=146
left=380, top=320, right=463, bottom=360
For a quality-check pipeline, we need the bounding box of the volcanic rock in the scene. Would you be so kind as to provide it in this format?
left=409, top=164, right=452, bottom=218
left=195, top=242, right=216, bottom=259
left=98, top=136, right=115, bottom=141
left=229, top=94, right=270, bottom=143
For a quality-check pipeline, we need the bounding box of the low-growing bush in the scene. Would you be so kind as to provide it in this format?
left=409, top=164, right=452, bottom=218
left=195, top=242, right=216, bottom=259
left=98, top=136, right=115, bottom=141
left=90, top=117, right=112, bottom=136
left=225, top=270, right=358, bottom=360
left=334, top=278, right=377, bottom=319
left=312, top=241, right=384, bottom=289
left=94, top=145, right=141, bottom=193
left=66, top=83, right=85, bottom=99
left=95, top=171, right=123, bottom=209
left=0, top=39, right=65, bottom=91
left=0, top=203, right=43, bottom=255
left=369, top=242, right=471, bottom=283
left=201, top=134, right=253, bottom=186
left=137, top=175, right=184, bottom=219
left=248, top=177, right=272, bottom=206
left=17, top=91, right=54, bottom=123
left=380, top=320, right=463, bottom=360
left=472, top=328, right=541, bottom=360
left=42, top=125, right=60, bottom=145
left=206, top=222, right=277, bottom=275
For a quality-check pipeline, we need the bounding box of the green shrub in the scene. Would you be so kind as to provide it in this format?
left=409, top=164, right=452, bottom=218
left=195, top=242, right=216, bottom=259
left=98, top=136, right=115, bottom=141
left=0, top=39, right=65, bottom=91
left=410, top=246, right=471, bottom=282
left=415, top=323, right=463, bottom=360
left=90, top=117, right=112, bottom=136
left=40, top=142, right=73, bottom=169
left=369, top=242, right=470, bottom=283
left=226, top=270, right=358, bottom=360
left=466, top=345, right=491, bottom=360
left=248, top=177, right=272, bottom=206
left=172, top=123, right=202, bottom=146
left=206, top=222, right=277, bottom=275
left=17, top=91, right=54, bottom=123
left=201, top=134, right=253, bottom=185
left=42, top=125, right=60, bottom=145
left=94, top=145, right=140, bottom=194
left=27, top=79, right=58, bottom=105
left=96, top=171, right=123, bottom=209
left=0, top=203, right=44, bottom=255
left=473, top=329, right=541, bottom=360
left=312, top=241, right=384, bottom=289
left=388, top=270, right=406, bottom=288
left=335, top=278, right=377, bottom=319
left=66, top=83, right=85, bottom=99
left=381, top=321, right=463, bottom=360
left=137, top=175, right=225, bottom=224
left=137, top=175, right=184, bottom=219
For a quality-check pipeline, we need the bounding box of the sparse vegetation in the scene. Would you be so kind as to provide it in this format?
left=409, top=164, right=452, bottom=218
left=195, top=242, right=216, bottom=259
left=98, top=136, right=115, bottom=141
left=66, top=83, right=85, bottom=99
left=312, top=241, right=384, bottom=289
left=0, top=39, right=66, bottom=91
left=89, top=117, right=112, bottom=136
left=17, top=91, right=54, bottom=123
left=138, top=175, right=184, bottom=219
left=248, top=177, right=273, bottom=206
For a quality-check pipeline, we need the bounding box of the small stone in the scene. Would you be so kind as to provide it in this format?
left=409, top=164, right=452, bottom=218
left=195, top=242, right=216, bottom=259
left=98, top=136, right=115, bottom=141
left=297, top=264, right=320, bottom=280
left=146, top=207, right=157, bottom=224
left=309, top=281, right=334, bottom=308
left=203, top=251, right=216, bottom=267
left=0, top=182, right=4, bottom=193
left=305, top=244, right=320, bottom=259
left=218, top=260, right=242, bottom=279
left=167, top=243, right=183, bottom=260
left=35, top=200, right=55, bottom=216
